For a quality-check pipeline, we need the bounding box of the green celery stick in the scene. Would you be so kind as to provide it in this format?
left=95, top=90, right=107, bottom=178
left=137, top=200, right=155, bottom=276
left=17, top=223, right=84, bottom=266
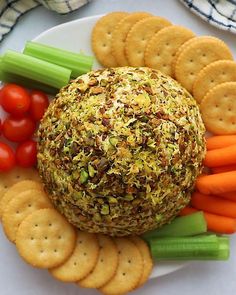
left=0, top=63, right=57, bottom=95
left=150, top=235, right=229, bottom=261
left=216, top=237, right=230, bottom=260
left=2, top=50, right=71, bottom=89
left=24, top=41, right=94, bottom=78
left=142, top=212, right=207, bottom=241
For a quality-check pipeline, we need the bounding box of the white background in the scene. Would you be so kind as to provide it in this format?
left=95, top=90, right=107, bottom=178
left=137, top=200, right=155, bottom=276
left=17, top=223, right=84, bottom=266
left=0, top=0, right=236, bottom=295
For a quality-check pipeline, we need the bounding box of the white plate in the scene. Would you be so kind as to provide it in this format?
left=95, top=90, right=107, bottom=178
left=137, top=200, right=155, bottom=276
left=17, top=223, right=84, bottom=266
left=32, top=14, right=187, bottom=279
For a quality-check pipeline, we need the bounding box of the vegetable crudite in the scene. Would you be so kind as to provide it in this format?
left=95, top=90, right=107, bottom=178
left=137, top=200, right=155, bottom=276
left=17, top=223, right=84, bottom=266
left=37, top=67, right=206, bottom=236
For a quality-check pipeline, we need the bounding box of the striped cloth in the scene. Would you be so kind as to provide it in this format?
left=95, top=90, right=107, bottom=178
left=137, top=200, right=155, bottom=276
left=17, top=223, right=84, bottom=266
left=0, top=0, right=90, bottom=42
left=180, top=0, right=236, bottom=34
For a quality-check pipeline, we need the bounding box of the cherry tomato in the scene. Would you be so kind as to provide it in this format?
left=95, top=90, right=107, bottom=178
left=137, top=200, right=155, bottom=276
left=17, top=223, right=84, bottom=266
left=0, top=84, right=31, bottom=116
left=0, top=118, right=2, bottom=135
left=2, top=116, right=35, bottom=142
left=0, top=142, right=15, bottom=172
left=30, top=90, right=49, bottom=121
left=0, top=87, right=3, bottom=105
left=16, top=140, right=37, bottom=168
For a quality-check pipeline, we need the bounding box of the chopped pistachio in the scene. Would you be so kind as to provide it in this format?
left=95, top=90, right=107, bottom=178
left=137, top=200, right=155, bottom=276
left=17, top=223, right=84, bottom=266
left=109, top=136, right=118, bottom=147
left=88, top=163, right=96, bottom=177
left=124, top=194, right=134, bottom=201
left=94, top=213, right=102, bottom=222
left=108, top=196, right=118, bottom=204
left=78, top=83, right=88, bottom=93
left=147, top=139, right=156, bottom=149
left=63, top=146, right=70, bottom=153
left=155, top=214, right=163, bottom=222
left=72, top=170, right=80, bottom=179
left=134, top=94, right=151, bottom=108
left=73, top=191, right=83, bottom=200
left=80, top=169, right=89, bottom=184
left=140, top=115, right=149, bottom=122
left=101, top=204, right=110, bottom=215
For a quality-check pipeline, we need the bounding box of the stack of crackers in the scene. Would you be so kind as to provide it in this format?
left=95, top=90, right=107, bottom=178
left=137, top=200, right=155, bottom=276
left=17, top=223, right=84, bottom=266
left=92, top=12, right=236, bottom=135
left=0, top=167, right=153, bottom=294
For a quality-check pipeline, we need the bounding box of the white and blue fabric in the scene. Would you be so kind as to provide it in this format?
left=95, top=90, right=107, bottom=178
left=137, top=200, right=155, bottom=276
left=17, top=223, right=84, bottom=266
left=0, top=0, right=90, bottom=43
left=180, top=0, right=236, bottom=34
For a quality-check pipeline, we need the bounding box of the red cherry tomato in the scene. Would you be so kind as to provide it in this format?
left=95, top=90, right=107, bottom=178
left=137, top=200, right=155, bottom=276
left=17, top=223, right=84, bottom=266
left=0, top=142, right=15, bottom=172
left=0, top=84, right=31, bottom=116
left=30, top=90, right=49, bottom=121
left=0, top=118, right=2, bottom=135
left=2, top=116, right=35, bottom=142
left=16, top=140, right=37, bottom=168
left=0, top=87, right=3, bottom=105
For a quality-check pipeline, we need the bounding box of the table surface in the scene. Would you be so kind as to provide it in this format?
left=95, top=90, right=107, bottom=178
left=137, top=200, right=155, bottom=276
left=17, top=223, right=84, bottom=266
left=0, top=0, right=236, bottom=295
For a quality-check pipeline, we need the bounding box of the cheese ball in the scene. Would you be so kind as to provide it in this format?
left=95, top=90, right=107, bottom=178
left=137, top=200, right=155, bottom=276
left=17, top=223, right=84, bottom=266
left=37, top=67, right=206, bottom=236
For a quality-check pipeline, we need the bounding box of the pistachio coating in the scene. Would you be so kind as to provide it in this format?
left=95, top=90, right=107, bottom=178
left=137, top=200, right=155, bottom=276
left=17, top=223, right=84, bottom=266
left=37, top=67, right=206, bottom=236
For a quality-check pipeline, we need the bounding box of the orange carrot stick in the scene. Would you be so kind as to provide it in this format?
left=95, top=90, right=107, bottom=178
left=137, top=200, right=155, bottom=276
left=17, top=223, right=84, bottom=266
left=206, top=135, right=236, bottom=150
left=196, top=171, right=236, bottom=195
left=204, top=144, right=236, bottom=167
left=216, top=191, right=236, bottom=202
left=179, top=206, right=236, bottom=234
left=191, top=191, right=236, bottom=218
left=179, top=207, right=197, bottom=215
left=211, top=164, right=236, bottom=174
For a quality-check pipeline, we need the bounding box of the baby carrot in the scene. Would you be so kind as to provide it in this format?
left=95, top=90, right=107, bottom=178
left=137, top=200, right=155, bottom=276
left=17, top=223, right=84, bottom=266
left=179, top=207, right=236, bottom=234
left=179, top=207, right=197, bottom=215
left=203, top=214, right=236, bottom=234
left=204, top=144, right=236, bottom=167
left=191, top=192, right=236, bottom=218
left=211, top=164, right=236, bottom=174
left=206, top=135, right=236, bottom=150
left=196, top=171, right=236, bottom=195
left=216, top=191, right=236, bottom=202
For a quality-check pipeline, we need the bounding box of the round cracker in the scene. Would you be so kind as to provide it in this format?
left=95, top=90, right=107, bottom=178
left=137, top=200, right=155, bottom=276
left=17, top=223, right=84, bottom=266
left=16, top=208, right=76, bottom=268
left=91, top=12, right=129, bottom=67
left=2, top=189, right=53, bottom=243
left=99, top=237, right=143, bottom=295
left=145, top=25, right=195, bottom=77
left=125, top=16, right=172, bottom=66
left=175, top=36, right=233, bottom=92
left=172, top=36, right=221, bottom=76
left=200, top=82, right=236, bottom=135
left=193, top=60, right=236, bottom=103
left=111, top=12, right=152, bottom=66
left=0, top=167, right=40, bottom=201
left=172, top=36, right=198, bottom=76
left=79, top=234, right=118, bottom=288
left=0, top=180, right=42, bottom=218
left=129, top=236, right=153, bottom=287
left=50, top=231, right=99, bottom=282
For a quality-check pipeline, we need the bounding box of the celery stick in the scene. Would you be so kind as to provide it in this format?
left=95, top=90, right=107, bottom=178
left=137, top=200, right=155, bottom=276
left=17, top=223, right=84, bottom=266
left=142, top=212, right=207, bottom=241
left=216, top=237, right=230, bottom=260
left=2, top=50, right=71, bottom=89
left=24, top=41, right=93, bottom=78
left=0, top=69, right=57, bottom=95
left=150, top=235, right=229, bottom=261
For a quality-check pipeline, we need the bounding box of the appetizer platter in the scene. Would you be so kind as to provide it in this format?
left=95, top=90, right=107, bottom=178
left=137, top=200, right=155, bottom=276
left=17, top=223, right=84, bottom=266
left=1, top=11, right=236, bottom=295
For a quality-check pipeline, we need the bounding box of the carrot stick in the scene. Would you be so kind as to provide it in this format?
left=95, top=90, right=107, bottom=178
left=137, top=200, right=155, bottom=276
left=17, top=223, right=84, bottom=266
left=191, top=192, right=236, bottom=218
left=204, top=144, right=236, bottom=167
left=206, top=135, right=236, bottom=150
left=196, top=171, right=236, bottom=195
left=179, top=207, right=197, bottom=215
left=216, top=191, right=236, bottom=202
left=179, top=206, right=236, bottom=234
left=211, top=164, right=236, bottom=174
